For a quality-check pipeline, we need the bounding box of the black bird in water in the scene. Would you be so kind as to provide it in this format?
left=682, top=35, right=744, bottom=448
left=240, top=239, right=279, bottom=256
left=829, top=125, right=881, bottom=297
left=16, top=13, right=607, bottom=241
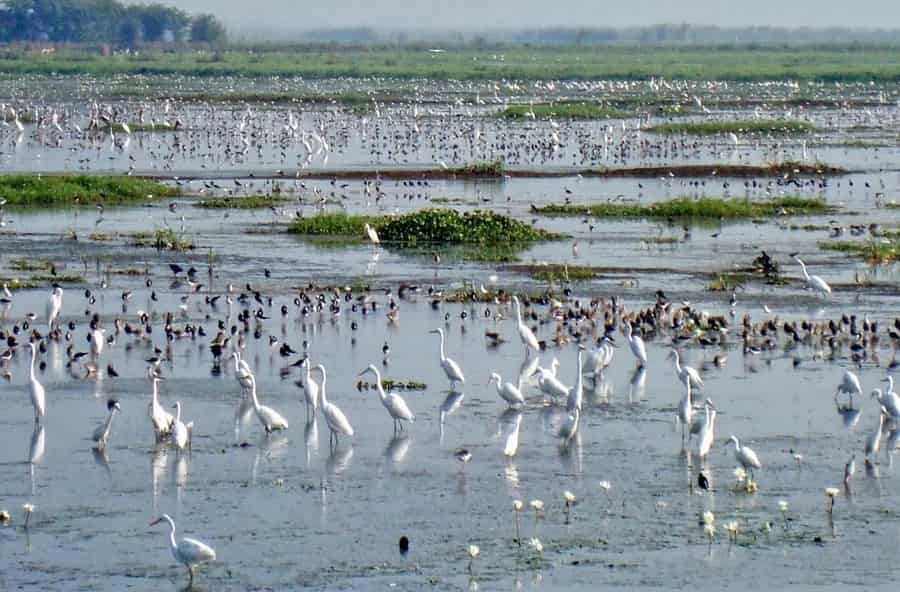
left=697, top=472, right=710, bottom=492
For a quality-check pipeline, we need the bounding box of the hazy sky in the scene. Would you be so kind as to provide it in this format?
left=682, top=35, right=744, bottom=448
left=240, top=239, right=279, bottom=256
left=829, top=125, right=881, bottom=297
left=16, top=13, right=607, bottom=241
left=153, top=0, right=898, bottom=30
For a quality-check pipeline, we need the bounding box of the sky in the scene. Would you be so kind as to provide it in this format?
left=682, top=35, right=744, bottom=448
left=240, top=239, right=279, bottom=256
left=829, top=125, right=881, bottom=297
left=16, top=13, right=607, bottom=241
left=150, top=0, right=899, bottom=31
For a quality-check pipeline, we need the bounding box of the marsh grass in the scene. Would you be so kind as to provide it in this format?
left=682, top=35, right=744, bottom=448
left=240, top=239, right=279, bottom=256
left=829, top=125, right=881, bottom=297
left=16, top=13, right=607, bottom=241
left=130, top=228, right=195, bottom=251
left=506, top=264, right=599, bottom=282
left=500, top=102, right=627, bottom=120
left=0, top=175, right=175, bottom=207
left=194, top=195, right=288, bottom=209
left=531, top=196, right=833, bottom=220
left=819, top=239, right=900, bottom=263
left=647, top=120, right=815, bottom=135
left=10, top=259, right=53, bottom=272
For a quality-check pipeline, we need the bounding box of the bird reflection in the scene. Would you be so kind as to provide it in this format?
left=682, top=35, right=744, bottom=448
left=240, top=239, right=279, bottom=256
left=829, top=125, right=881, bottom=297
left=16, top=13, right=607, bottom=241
left=252, top=433, right=289, bottom=484
left=628, top=366, right=647, bottom=403
left=151, top=445, right=168, bottom=515
left=304, top=417, right=319, bottom=467
left=233, top=396, right=254, bottom=444
left=836, top=399, right=862, bottom=429
left=439, top=391, right=465, bottom=444
left=28, top=423, right=45, bottom=495
left=517, top=354, right=539, bottom=392
left=93, top=446, right=112, bottom=480
left=498, top=408, right=522, bottom=458
left=326, top=444, right=353, bottom=475
left=384, top=434, right=411, bottom=467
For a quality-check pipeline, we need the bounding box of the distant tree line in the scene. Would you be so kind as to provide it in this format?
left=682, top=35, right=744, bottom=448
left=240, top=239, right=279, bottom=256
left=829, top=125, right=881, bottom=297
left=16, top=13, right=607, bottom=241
left=0, top=0, right=226, bottom=45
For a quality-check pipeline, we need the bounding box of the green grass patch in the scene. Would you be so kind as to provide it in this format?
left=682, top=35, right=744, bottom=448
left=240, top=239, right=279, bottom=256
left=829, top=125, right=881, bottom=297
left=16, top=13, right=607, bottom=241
left=531, top=196, right=833, bottom=220
left=510, top=264, right=599, bottom=282
left=886, top=202, right=900, bottom=209
left=29, top=274, right=84, bottom=283
left=0, top=174, right=175, bottom=207
left=0, top=277, right=40, bottom=289
left=194, top=195, right=287, bottom=209
left=130, top=228, right=195, bottom=251
left=706, top=272, right=750, bottom=291
left=819, top=239, right=900, bottom=263
left=446, top=160, right=505, bottom=177
left=10, top=259, right=53, bottom=272
left=647, top=120, right=815, bottom=136
left=500, top=102, right=627, bottom=120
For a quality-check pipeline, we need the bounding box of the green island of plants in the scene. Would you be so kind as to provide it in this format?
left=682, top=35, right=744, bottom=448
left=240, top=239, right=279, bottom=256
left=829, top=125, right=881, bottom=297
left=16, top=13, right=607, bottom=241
left=0, top=175, right=176, bottom=207
left=531, top=196, right=833, bottom=220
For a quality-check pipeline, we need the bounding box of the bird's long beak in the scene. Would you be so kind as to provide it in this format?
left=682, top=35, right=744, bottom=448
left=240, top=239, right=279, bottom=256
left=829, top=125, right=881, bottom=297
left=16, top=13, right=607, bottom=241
left=149, top=518, right=161, bottom=526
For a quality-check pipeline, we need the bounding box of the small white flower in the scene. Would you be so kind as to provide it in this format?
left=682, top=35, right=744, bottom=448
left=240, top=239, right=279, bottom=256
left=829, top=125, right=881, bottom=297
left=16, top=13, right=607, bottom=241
left=761, top=521, right=773, bottom=534
left=22, top=503, right=34, bottom=514
left=512, top=499, right=523, bottom=511
left=467, top=544, right=480, bottom=559
left=530, top=499, right=544, bottom=511
left=702, top=511, right=715, bottom=526
left=529, top=537, right=543, bottom=553
left=825, top=487, right=840, bottom=498
left=598, top=480, right=611, bottom=491
left=563, top=490, right=576, bottom=504
left=778, top=500, right=789, bottom=512
left=0, top=510, right=10, bottom=523
left=724, top=520, right=739, bottom=535
left=703, top=523, right=716, bottom=538
left=733, top=467, right=747, bottom=482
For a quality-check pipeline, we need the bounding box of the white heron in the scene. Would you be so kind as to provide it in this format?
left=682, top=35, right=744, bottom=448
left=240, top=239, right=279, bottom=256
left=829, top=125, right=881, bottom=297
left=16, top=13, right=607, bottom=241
left=836, top=369, right=862, bottom=403
left=149, top=514, right=216, bottom=585
left=677, top=381, right=694, bottom=446
left=566, top=346, right=585, bottom=412
left=793, top=255, right=831, bottom=296
left=90, top=327, right=106, bottom=359
left=231, top=351, right=253, bottom=394
left=27, top=342, right=46, bottom=423
left=364, top=223, right=380, bottom=245
left=622, top=322, right=647, bottom=368
left=512, top=296, right=539, bottom=353
left=489, top=372, right=525, bottom=408
left=171, top=402, right=192, bottom=452
left=300, top=358, right=320, bottom=417
left=248, top=374, right=289, bottom=433
left=668, top=349, right=703, bottom=389
left=584, top=336, right=615, bottom=378
left=534, top=366, right=569, bottom=400
left=46, top=284, right=63, bottom=332
left=317, top=364, right=354, bottom=446
left=92, top=399, right=121, bottom=449
left=726, top=435, right=762, bottom=479
left=359, top=364, right=414, bottom=432
left=872, top=387, right=900, bottom=419
left=429, top=328, right=465, bottom=389
left=148, top=376, right=174, bottom=440
left=865, top=406, right=888, bottom=460
left=695, top=399, right=717, bottom=458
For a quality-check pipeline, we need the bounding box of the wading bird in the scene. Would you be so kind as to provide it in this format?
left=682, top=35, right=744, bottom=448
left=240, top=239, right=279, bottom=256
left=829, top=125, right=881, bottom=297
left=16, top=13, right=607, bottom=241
left=150, top=514, right=216, bottom=585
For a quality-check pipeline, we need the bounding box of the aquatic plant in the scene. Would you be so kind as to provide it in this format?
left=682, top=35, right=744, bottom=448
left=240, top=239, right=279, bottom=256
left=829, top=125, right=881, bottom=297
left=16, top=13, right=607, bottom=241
left=531, top=196, right=833, bottom=220
left=195, top=195, right=287, bottom=209
left=500, top=102, right=626, bottom=120
left=466, top=544, right=480, bottom=573
left=446, top=160, right=505, bottom=177
left=819, top=239, right=900, bottom=264
left=131, top=228, right=195, bottom=251
left=512, top=500, right=523, bottom=545
left=22, top=503, right=34, bottom=529
left=825, top=487, right=840, bottom=514
left=0, top=175, right=176, bottom=207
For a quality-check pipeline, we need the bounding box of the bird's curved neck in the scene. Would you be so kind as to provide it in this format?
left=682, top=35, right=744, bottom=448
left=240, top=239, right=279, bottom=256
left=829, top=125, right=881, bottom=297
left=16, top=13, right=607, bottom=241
left=437, top=332, right=446, bottom=360
left=174, top=403, right=182, bottom=422
left=672, top=352, right=682, bottom=373
left=798, top=260, right=810, bottom=280
left=104, top=408, right=117, bottom=433
left=152, top=381, right=160, bottom=405
left=29, top=346, right=38, bottom=380
left=166, top=518, right=177, bottom=551
left=249, top=381, right=261, bottom=411
left=319, top=369, right=328, bottom=404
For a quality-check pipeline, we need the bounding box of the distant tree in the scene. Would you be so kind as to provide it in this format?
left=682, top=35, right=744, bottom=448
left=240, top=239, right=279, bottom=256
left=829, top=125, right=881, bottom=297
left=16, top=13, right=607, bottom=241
left=189, top=14, right=225, bottom=44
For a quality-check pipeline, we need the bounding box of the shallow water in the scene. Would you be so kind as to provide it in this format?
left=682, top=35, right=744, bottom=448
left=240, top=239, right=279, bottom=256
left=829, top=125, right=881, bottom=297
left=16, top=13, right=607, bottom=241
left=2, top=76, right=900, bottom=590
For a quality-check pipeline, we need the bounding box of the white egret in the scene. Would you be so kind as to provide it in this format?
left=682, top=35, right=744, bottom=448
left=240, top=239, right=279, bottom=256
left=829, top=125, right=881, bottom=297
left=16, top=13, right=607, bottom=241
left=668, top=349, right=703, bottom=389
left=793, top=255, right=831, bottom=296
left=584, top=336, right=615, bottom=378
left=27, top=342, right=46, bottom=423
left=696, top=399, right=717, bottom=458
left=92, top=400, right=121, bottom=449
left=90, top=327, right=106, bottom=359
left=726, top=435, right=762, bottom=479
left=429, top=328, right=465, bottom=389
left=150, top=514, right=216, bottom=585
left=171, top=402, right=192, bottom=452
left=677, top=381, right=693, bottom=446
left=248, top=374, right=289, bottom=433
left=317, top=364, right=354, bottom=446
left=865, top=406, right=888, bottom=460
left=566, top=346, right=585, bottom=412
left=512, top=296, right=539, bottom=353
left=359, top=364, right=414, bottom=432
left=300, top=358, right=320, bottom=416
left=489, top=372, right=525, bottom=407
left=836, top=369, right=862, bottom=402
left=622, top=322, right=647, bottom=368
left=534, top=366, right=569, bottom=400
left=148, top=376, right=174, bottom=440
left=364, top=223, right=380, bottom=245
left=231, top=351, right=253, bottom=394
left=46, top=284, right=63, bottom=332
left=872, top=387, right=900, bottom=419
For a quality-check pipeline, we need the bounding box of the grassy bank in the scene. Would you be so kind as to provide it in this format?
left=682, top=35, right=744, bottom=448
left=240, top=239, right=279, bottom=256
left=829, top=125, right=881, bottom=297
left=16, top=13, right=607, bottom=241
left=194, top=195, right=287, bottom=209
left=0, top=175, right=176, bottom=207
left=500, top=102, right=627, bottom=120
left=646, top=120, right=815, bottom=135
left=819, top=239, right=900, bottom=263
left=1, top=46, right=899, bottom=81
left=531, top=196, right=834, bottom=220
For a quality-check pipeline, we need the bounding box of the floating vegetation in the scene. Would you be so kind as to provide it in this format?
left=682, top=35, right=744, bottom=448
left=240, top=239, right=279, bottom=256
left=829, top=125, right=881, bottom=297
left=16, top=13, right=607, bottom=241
left=357, top=379, right=427, bottom=391
left=584, top=161, right=845, bottom=178
left=531, top=196, right=833, bottom=221
left=819, top=239, right=900, bottom=264
left=10, top=259, right=53, bottom=272
left=500, top=102, right=626, bottom=120
left=194, top=195, right=288, bottom=209
left=706, top=272, right=750, bottom=292
left=0, top=175, right=176, bottom=207
left=289, top=209, right=560, bottom=244
left=505, top=264, right=599, bottom=282
left=446, top=160, right=505, bottom=177
left=0, top=277, right=40, bottom=289
left=30, top=273, right=83, bottom=284
left=130, top=228, right=195, bottom=251
left=646, top=120, right=815, bottom=136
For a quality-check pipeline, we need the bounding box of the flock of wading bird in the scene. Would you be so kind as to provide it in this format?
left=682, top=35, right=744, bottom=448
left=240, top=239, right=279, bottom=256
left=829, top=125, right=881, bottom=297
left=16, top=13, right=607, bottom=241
left=2, top=244, right=899, bottom=584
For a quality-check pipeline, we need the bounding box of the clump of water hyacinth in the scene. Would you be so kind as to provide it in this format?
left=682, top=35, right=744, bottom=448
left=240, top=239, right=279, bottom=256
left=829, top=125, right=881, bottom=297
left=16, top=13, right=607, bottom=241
left=732, top=467, right=758, bottom=493
left=467, top=544, right=480, bottom=573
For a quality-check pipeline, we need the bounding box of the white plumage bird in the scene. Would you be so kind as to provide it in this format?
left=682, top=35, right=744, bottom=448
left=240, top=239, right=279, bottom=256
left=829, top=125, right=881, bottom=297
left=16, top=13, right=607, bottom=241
left=171, top=402, right=192, bottom=452
left=92, top=399, right=121, bottom=449
left=430, top=328, right=465, bottom=389
left=727, top=435, right=762, bottom=479
left=364, top=223, right=380, bottom=245
left=695, top=399, right=717, bottom=458
left=150, top=514, right=216, bottom=585
left=317, top=364, right=354, bottom=446
left=248, top=374, right=289, bottom=433
left=46, top=284, right=63, bottom=332
left=27, top=342, right=46, bottom=423
left=622, top=322, right=647, bottom=368
left=359, top=364, right=414, bottom=432
left=794, top=255, right=831, bottom=296
left=300, top=358, right=320, bottom=417
left=148, top=376, right=174, bottom=440
left=668, top=349, right=703, bottom=389
left=512, top=296, right=539, bottom=353
left=489, top=372, right=525, bottom=407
